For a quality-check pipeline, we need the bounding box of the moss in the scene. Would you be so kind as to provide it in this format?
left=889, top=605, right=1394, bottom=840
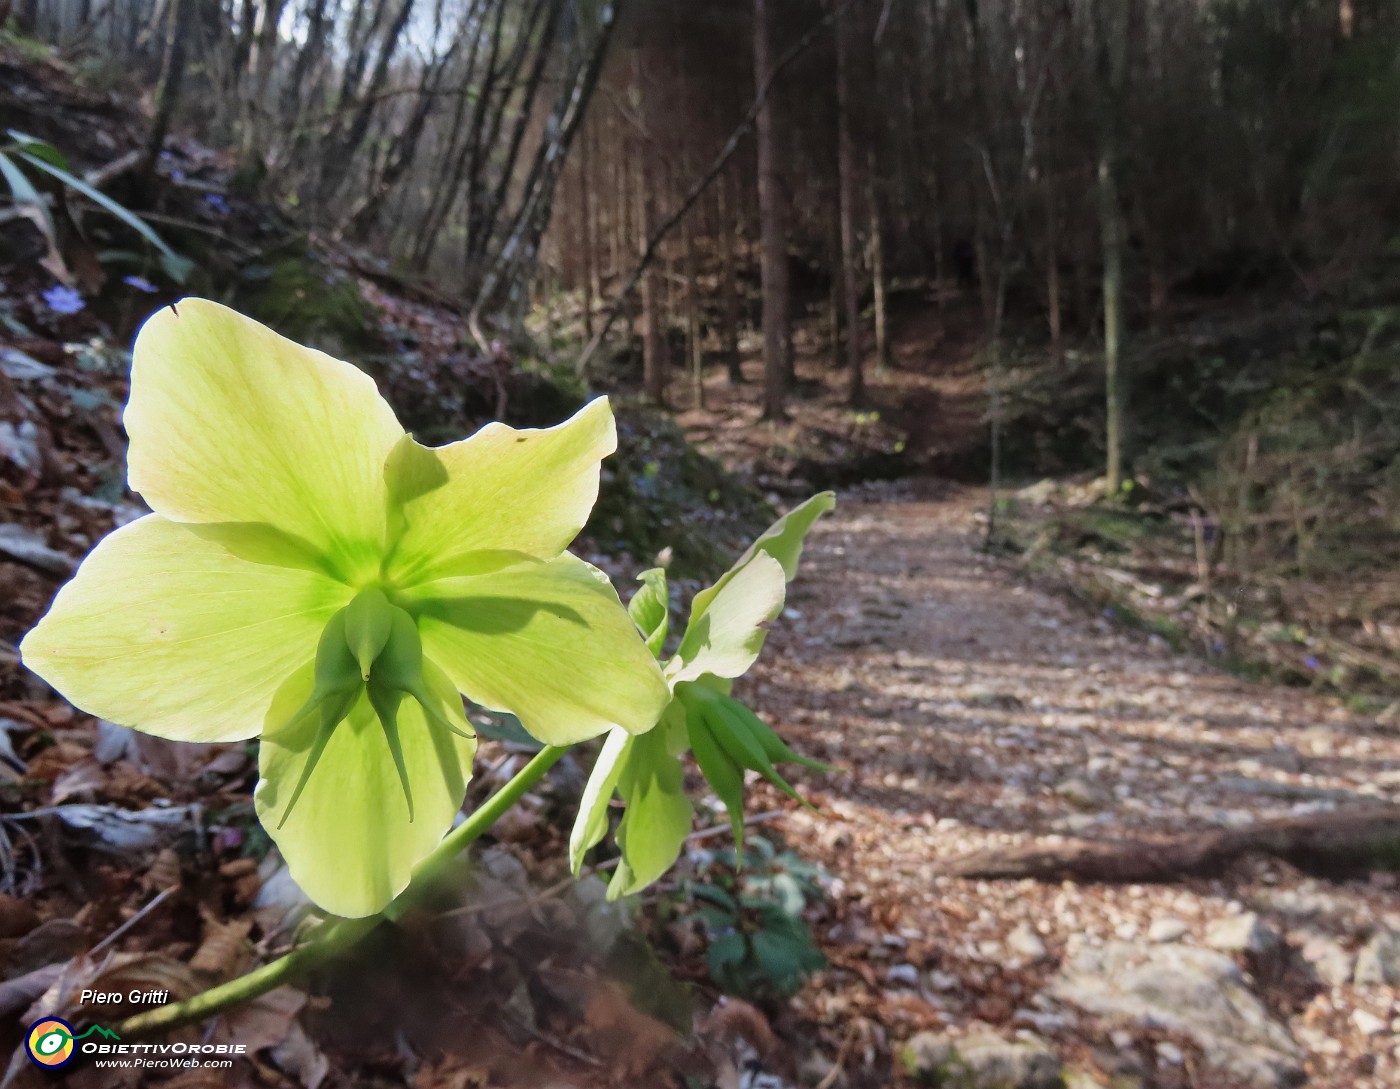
left=225, top=245, right=383, bottom=359
left=589, top=406, right=772, bottom=580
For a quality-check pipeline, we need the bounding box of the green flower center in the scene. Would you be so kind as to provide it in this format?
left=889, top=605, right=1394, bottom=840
left=276, top=587, right=473, bottom=827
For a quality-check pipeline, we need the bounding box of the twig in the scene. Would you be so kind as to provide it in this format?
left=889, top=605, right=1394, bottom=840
left=89, top=886, right=178, bottom=957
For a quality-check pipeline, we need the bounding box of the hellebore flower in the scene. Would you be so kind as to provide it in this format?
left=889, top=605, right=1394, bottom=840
left=22, top=299, right=669, bottom=917
left=570, top=492, right=835, bottom=899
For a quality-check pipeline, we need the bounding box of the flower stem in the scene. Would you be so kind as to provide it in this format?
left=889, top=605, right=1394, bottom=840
left=115, top=745, right=567, bottom=1038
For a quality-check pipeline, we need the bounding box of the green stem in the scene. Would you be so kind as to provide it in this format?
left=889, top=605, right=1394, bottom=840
left=115, top=745, right=566, bottom=1038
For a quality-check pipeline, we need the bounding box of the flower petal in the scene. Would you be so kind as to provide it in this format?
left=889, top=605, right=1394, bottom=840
left=20, top=515, right=349, bottom=743
left=569, top=726, right=632, bottom=875
left=384, top=398, right=615, bottom=585
left=255, top=661, right=476, bottom=918
left=125, top=299, right=405, bottom=576
left=409, top=553, right=670, bottom=746
left=668, top=552, right=786, bottom=684
left=688, top=492, right=835, bottom=624
left=608, top=714, right=693, bottom=899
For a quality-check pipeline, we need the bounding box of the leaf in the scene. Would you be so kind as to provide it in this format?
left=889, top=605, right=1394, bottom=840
left=6, top=130, right=69, bottom=169
left=685, top=704, right=748, bottom=859
left=16, top=152, right=190, bottom=273
left=628, top=568, right=669, bottom=655
left=707, top=932, right=748, bottom=975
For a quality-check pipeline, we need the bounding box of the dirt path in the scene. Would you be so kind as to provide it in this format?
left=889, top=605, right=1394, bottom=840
left=749, top=486, right=1400, bottom=1089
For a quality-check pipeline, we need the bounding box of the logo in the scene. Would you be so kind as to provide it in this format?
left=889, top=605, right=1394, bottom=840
left=24, top=1020, right=121, bottom=1069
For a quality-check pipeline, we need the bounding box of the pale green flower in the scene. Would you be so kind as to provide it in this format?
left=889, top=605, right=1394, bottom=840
left=22, top=299, right=669, bottom=918
left=570, top=493, right=835, bottom=899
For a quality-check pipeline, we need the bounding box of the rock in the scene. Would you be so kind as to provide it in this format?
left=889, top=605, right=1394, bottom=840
left=901, top=1031, right=1063, bottom=1089
left=1353, top=928, right=1400, bottom=986
left=927, top=970, right=961, bottom=992
left=886, top=963, right=921, bottom=987
left=1009, top=922, right=1049, bottom=960
left=1055, top=778, right=1111, bottom=810
left=1352, top=1009, right=1387, bottom=1036
left=1048, top=941, right=1304, bottom=1088
left=1296, top=933, right=1354, bottom=987
left=1155, top=1042, right=1185, bottom=1065
left=1148, top=918, right=1190, bottom=944
left=1205, top=913, right=1282, bottom=958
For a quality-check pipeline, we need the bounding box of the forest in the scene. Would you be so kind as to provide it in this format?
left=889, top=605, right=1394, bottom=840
left=1, top=1, right=1399, bottom=1087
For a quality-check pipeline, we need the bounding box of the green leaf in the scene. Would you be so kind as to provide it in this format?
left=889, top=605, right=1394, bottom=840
left=628, top=568, right=669, bottom=656
left=6, top=130, right=68, bottom=169
left=689, top=883, right=739, bottom=913
left=718, top=693, right=830, bottom=773
left=0, top=150, right=59, bottom=259
left=688, top=492, right=835, bottom=624
left=706, top=932, right=748, bottom=974
left=685, top=702, right=748, bottom=858
left=17, top=151, right=189, bottom=272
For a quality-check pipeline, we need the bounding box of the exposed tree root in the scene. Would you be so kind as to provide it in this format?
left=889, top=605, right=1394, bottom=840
left=941, top=807, right=1400, bottom=882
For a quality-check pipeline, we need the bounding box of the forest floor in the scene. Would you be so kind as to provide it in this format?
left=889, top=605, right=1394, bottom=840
left=733, top=482, right=1400, bottom=1089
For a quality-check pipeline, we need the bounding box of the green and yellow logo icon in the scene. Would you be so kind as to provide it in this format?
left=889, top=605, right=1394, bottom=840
left=25, top=1017, right=76, bottom=1068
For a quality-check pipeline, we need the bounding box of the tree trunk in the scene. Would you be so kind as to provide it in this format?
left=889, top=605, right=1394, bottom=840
left=138, top=0, right=192, bottom=194
left=866, top=146, right=890, bottom=374
left=1094, top=0, right=1129, bottom=493
left=578, top=129, right=596, bottom=340
left=754, top=0, right=788, bottom=420
left=835, top=0, right=863, bottom=404
left=1045, top=174, right=1063, bottom=364
left=718, top=171, right=744, bottom=385
left=636, top=52, right=667, bottom=407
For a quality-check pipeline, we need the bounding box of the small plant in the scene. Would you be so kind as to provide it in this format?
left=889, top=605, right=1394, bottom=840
left=0, top=129, right=192, bottom=285
left=18, top=298, right=831, bottom=1035
left=686, top=835, right=827, bottom=1000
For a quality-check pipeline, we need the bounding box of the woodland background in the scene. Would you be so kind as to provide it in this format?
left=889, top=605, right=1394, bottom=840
left=2, top=1, right=1400, bottom=1087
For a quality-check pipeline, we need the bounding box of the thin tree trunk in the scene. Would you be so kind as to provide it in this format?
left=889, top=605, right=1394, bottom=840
left=636, top=51, right=666, bottom=406
left=755, top=0, right=788, bottom=420
left=718, top=170, right=744, bottom=385
left=1101, top=152, right=1125, bottom=492
left=869, top=161, right=890, bottom=374
left=138, top=0, right=192, bottom=193
left=579, top=131, right=596, bottom=340
left=1094, top=0, right=1128, bottom=493
left=1045, top=173, right=1063, bottom=363
left=836, top=0, right=863, bottom=404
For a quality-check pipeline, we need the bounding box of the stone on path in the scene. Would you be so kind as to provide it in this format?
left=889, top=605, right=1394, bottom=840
left=901, top=1030, right=1063, bottom=1089
left=1353, top=927, right=1400, bottom=986
left=1047, top=941, right=1304, bottom=1089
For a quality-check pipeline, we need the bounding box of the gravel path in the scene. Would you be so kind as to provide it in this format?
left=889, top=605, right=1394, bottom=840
left=749, top=487, right=1400, bottom=1089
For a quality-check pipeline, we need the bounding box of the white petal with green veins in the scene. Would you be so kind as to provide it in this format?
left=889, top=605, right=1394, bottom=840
left=408, top=553, right=670, bottom=746
left=669, top=552, right=786, bottom=683
left=385, top=398, right=616, bottom=585
left=125, top=299, right=405, bottom=578
left=256, top=659, right=476, bottom=918
left=20, top=515, right=350, bottom=743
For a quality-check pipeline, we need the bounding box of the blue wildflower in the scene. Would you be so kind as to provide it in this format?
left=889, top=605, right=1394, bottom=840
left=41, top=285, right=85, bottom=315
left=1305, top=656, right=1320, bottom=670
left=205, top=194, right=230, bottom=215
left=123, top=275, right=159, bottom=294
